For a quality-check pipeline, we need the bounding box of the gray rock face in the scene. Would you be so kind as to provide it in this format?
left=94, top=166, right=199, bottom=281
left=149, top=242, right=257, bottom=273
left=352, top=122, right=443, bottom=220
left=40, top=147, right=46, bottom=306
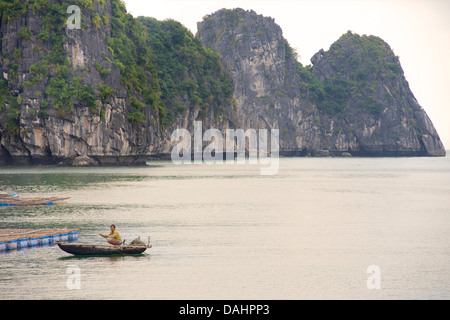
left=198, top=9, right=311, bottom=153
left=0, top=2, right=233, bottom=165
left=72, top=155, right=98, bottom=167
left=197, top=9, right=446, bottom=157
left=0, top=1, right=165, bottom=166
left=310, top=32, right=446, bottom=157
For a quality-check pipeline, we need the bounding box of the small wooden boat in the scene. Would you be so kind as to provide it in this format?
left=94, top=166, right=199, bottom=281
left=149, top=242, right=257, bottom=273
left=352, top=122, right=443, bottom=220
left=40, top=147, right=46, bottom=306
left=55, top=241, right=152, bottom=256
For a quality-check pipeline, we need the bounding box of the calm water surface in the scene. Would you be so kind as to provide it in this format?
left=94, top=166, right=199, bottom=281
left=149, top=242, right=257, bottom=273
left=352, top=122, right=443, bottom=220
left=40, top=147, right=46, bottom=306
left=0, top=156, right=449, bottom=300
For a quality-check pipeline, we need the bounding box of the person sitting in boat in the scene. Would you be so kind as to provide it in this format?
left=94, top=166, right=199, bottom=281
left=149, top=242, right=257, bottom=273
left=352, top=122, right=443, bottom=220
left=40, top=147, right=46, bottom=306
left=99, top=225, right=122, bottom=246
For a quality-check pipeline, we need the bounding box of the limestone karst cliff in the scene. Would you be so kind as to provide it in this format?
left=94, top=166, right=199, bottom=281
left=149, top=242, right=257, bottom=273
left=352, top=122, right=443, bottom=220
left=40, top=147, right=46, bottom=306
left=0, top=0, right=233, bottom=165
left=0, top=3, right=445, bottom=166
left=0, top=0, right=164, bottom=165
left=197, top=8, right=446, bottom=157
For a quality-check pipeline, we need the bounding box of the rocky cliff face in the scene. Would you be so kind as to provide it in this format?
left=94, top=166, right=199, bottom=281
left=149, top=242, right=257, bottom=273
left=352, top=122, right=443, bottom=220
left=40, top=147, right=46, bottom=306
left=198, top=9, right=446, bottom=157
left=310, top=32, right=446, bottom=156
left=0, top=0, right=236, bottom=166
left=0, top=0, right=166, bottom=165
left=0, top=4, right=445, bottom=166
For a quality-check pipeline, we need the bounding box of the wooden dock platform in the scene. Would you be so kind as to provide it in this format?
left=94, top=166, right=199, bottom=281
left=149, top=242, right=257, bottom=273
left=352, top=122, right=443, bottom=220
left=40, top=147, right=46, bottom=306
left=0, top=229, right=78, bottom=253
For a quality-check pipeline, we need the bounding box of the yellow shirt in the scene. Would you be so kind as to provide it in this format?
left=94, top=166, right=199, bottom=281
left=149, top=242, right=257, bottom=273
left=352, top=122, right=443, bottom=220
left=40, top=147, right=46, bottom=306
left=107, top=230, right=122, bottom=242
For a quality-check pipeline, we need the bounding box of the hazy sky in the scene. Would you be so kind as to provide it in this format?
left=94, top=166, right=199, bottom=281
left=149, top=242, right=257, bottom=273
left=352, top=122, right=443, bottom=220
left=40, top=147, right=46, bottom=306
left=123, top=0, right=450, bottom=149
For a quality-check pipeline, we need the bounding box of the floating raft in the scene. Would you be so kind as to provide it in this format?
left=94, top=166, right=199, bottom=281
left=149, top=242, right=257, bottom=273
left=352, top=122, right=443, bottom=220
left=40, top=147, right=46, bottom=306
left=0, top=229, right=78, bottom=253
left=0, top=196, right=69, bottom=207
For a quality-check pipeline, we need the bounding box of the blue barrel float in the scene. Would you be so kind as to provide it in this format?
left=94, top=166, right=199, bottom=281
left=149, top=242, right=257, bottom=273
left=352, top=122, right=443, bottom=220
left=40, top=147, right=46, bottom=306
left=0, top=229, right=78, bottom=253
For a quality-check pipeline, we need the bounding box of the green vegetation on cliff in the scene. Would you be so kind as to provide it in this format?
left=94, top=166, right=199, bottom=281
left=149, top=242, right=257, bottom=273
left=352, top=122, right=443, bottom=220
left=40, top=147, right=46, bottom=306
left=0, top=78, right=20, bottom=136
left=138, top=17, right=233, bottom=124
left=1, top=0, right=106, bottom=122
left=328, top=31, right=402, bottom=80
left=107, top=0, right=165, bottom=125
left=0, top=0, right=234, bottom=131
left=313, top=31, right=403, bottom=114
left=289, top=31, right=404, bottom=115
left=0, top=0, right=166, bottom=126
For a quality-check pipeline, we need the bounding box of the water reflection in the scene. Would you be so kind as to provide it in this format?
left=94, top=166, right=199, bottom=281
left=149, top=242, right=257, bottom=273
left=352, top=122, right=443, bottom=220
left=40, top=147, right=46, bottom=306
left=0, top=171, right=149, bottom=193
left=58, top=253, right=149, bottom=261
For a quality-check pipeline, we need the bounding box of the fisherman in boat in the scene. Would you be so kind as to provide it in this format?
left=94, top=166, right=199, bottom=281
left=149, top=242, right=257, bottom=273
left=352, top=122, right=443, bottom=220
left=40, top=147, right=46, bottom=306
left=99, top=225, right=122, bottom=246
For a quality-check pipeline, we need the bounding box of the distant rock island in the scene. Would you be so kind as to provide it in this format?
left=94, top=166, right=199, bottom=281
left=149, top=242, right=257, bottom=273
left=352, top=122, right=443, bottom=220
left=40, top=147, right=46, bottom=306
left=0, top=2, right=445, bottom=166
